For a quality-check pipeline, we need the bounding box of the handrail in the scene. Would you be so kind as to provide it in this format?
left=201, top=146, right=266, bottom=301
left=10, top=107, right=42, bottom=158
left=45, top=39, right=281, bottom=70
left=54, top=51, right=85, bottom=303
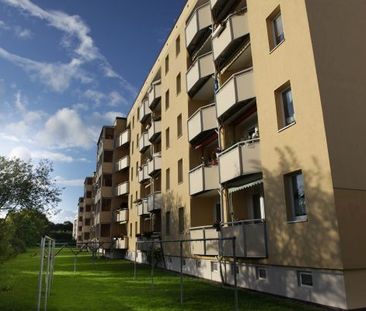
left=216, top=67, right=253, bottom=93
left=189, top=162, right=218, bottom=174
left=187, top=102, right=216, bottom=122
left=185, top=1, right=211, bottom=29
left=189, top=224, right=215, bottom=230
left=222, top=218, right=265, bottom=226
left=219, top=138, right=260, bottom=157
left=186, top=51, right=213, bottom=73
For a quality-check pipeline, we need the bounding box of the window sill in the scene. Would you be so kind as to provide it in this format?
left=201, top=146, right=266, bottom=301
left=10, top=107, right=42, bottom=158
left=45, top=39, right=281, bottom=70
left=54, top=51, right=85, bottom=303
left=269, top=38, right=285, bottom=54
left=278, top=121, right=296, bottom=133
left=287, top=217, right=308, bottom=224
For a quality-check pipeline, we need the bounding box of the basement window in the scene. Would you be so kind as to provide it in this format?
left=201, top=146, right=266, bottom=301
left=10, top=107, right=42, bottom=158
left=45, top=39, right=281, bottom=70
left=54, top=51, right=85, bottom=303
left=256, top=267, right=267, bottom=280
left=298, top=271, right=313, bottom=287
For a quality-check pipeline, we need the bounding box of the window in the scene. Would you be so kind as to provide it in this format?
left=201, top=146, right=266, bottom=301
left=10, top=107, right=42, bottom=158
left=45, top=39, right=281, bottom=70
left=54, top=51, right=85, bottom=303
left=178, top=207, right=184, bottom=234
left=177, top=114, right=182, bottom=138
left=165, top=90, right=170, bottom=110
left=176, top=73, right=181, bottom=95
left=176, top=35, right=180, bottom=56
left=130, top=194, right=133, bottom=209
left=102, top=198, right=112, bottom=211
left=78, top=216, right=82, bottom=222
left=178, top=159, right=183, bottom=183
left=165, top=127, right=170, bottom=149
left=131, top=140, right=134, bottom=154
left=86, top=191, right=92, bottom=198
left=132, top=116, right=135, bottom=129
left=79, top=207, right=84, bottom=213
left=100, top=224, right=110, bottom=237
left=129, top=223, right=132, bottom=237
left=256, top=267, right=267, bottom=280
left=166, top=168, right=170, bottom=190
left=275, top=83, right=295, bottom=129
left=166, top=211, right=171, bottom=235
left=267, top=7, right=285, bottom=50
left=136, top=162, right=138, bottom=176
left=137, top=107, right=140, bottom=121
left=131, top=167, right=133, bottom=181
left=298, top=271, right=313, bottom=287
left=135, top=221, right=138, bottom=236
left=85, top=205, right=91, bottom=212
left=165, top=54, right=169, bottom=74
left=85, top=218, right=90, bottom=226
left=284, top=171, right=307, bottom=221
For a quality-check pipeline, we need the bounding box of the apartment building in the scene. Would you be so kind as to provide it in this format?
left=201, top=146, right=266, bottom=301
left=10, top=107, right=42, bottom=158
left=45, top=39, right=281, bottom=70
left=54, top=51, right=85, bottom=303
left=74, top=0, right=366, bottom=309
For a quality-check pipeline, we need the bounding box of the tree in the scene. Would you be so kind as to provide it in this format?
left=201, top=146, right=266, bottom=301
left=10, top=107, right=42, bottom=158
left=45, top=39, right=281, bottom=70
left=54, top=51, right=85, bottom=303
left=0, top=156, right=62, bottom=215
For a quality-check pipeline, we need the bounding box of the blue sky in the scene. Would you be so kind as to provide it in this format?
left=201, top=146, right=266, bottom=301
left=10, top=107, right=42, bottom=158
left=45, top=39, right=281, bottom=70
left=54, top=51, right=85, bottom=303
left=0, top=0, right=185, bottom=222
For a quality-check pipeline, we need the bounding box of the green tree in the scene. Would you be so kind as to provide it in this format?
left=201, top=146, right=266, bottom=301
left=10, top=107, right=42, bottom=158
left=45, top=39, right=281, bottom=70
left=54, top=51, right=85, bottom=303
left=0, top=156, right=62, bottom=214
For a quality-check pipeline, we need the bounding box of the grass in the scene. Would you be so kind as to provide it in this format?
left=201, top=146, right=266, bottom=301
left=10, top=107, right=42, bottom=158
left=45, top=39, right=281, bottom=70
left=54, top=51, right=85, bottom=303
left=0, top=248, right=325, bottom=311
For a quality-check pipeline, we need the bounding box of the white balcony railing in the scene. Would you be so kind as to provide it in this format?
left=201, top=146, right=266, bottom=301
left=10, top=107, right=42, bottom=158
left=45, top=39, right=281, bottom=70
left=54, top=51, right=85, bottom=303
left=213, top=11, right=249, bottom=65
left=139, top=99, right=151, bottom=123
left=189, top=164, right=219, bottom=195
left=185, top=2, right=212, bottom=51
left=137, top=199, right=149, bottom=216
left=115, top=156, right=129, bottom=172
left=139, top=132, right=151, bottom=153
left=115, top=181, right=129, bottom=196
left=116, top=209, right=128, bottom=223
left=216, top=68, right=255, bottom=120
left=114, top=237, right=128, bottom=249
left=115, top=129, right=130, bottom=148
left=218, top=139, right=261, bottom=184
left=148, top=119, right=161, bottom=142
left=138, top=164, right=149, bottom=183
left=186, top=52, right=214, bottom=96
left=148, top=80, right=161, bottom=109
left=147, top=155, right=161, bottom=176
left=188, top=103, right=217, bottom=143
left=147, top=192, right=162, bottom=212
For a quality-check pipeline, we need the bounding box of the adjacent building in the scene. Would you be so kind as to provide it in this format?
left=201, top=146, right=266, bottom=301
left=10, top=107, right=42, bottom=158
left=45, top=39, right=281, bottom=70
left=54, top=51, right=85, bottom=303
left=74, top=0, right=366, bottom=309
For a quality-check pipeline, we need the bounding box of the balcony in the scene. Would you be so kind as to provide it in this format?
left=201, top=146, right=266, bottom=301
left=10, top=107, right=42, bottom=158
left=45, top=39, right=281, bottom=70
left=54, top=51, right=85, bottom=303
left=148, top=119, right=161, bottom=142
left=95, top=186, right=113, bottom=203
left=115, top=181, right=129, bottom=196
left=188, top=103, right=217, bottom=144
left=139, top=132, right=151, bottom=153
left=114, top=237, right=128, bottom=250
left=95, top=211, right=112, bottom=224
left=137, top=199, right=149, bottom=216
left=148, top=80, right=161, bottom=110
left=218, top=139, right=261, bottom=184
left=115, top=129, right=130, bottom=148
left=97, top=162, right=113, bottom=179
left=221, top=220, right=267, bottom=258
left=189, top=164, right=219, bottom=196
left=216, top=68, right=255, bottom=121
left=186, top=52, right=214, bottom=98
left=185, top=2, right=212, bottom=54
left=97, top=138, right=114, bottom=158
left=139, top=99, right=151, bottom=123
left=211, top=0, right=239, bottom=23
left=147, top=155, right=161, bottom=176
left=138, top=164, right=149, bottom=183
left=213, top=11, right=249, bottom=69
left=116, top=209, right=128, bottom=223
left=147, top=192, right=162, bottom=213
left=190, top=226, right=219, bottom=256
left=115, top=156, right=129, bottom=172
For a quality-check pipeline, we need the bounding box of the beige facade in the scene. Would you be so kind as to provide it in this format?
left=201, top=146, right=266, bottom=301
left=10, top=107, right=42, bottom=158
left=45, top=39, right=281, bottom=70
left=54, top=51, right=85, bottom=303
left=75, top=0, right=366, bottom=308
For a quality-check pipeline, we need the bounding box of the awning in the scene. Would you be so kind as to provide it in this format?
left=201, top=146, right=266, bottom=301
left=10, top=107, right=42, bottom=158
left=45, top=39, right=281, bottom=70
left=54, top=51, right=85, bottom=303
left=228, top=179, right=263, bottom=194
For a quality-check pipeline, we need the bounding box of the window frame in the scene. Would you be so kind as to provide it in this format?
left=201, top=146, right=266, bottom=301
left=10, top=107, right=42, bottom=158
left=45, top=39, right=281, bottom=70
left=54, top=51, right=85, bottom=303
left=267, top=6, right=285, bottom=52
left=166, top=211, right=171, bottom=235
left=275, top=82, right=296, bottom=130
left=284, top=170, right=307, bottom=222
left=177, top=114, right=182, bottom=138
left=178, top=158, right=183, bottom=184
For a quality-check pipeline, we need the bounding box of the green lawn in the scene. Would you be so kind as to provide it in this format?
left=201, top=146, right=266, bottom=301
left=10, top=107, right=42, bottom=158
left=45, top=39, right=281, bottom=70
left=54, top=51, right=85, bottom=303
left=0, top=248, right=324, bottom=311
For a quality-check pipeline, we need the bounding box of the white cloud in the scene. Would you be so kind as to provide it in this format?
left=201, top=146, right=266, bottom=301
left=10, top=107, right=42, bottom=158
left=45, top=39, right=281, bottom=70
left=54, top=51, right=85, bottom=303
left=14, top=26, right=33, bottom=39
left=0, top=47, right=91, bottom=92
left=108, top=91, right=128, bottom=107
left=91, top=111, right=125, bottom=124
left=8, top=146, right=31, bottom=161
left=83, top=89, right=105, bottom=106
left=38, top=107, right=96, bottom=149
left=54, top=176, right=84, bottom=187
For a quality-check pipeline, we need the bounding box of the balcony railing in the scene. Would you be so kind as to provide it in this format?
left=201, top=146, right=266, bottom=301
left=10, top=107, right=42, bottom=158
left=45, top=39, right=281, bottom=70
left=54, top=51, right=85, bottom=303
left=221, top=219, right=267, bottom=258
left=97, top=138, right=114, bottom=158
left=139, top=99, right=151, bottom=123
left=115, top=155, right=129, bottom=172
left=94, top=211, right=112, bottom=224
left=147, top=155, right=161, bottom=176
left=137, top=199, right=149, bottom=216
left=189, top=164, right=219, bottom=195
left=148, top=80, right=161, bottom=110
left=116, top=209, right=128, bottom=223
left=139, top=132, right=151, bottom=153
left=115, top=181, right=129, bottom=196
left=185, top=2, right=212, bottom=53
left=188, top=103, right=217, bottom=144
left=218, top=139, right=261, bottom=184
left=147, top=192, right=162, bottom=212
left=115, top=129, right=130, bottom=148
left=138, top=164, right=149, bottom=183
left=114, top=237, right=128, bottom=250
left=96, top=162, right=113, bottom=179
left=213, top=10, right=249, bottom=68
left=148, top=119, right=161, bottom=142
left=186, top=52, right=214, bottom=97
left=216, top=68, right=255, bottom=121
left=190, top=226, right=219, bottom=256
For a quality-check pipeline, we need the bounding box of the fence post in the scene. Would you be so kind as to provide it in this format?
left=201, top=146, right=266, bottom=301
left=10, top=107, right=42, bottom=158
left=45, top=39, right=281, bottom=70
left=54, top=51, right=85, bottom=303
left=180, top=241, right=183, bottom=304
left=44, top=239, right=52, bottom=311
left=134, top=241, right=137, bottom=280
left=37, top=237, right=45, bottom=311
left=151, top=241, right=154, bottom=288
left=232, top=237, right=239, bottom=311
